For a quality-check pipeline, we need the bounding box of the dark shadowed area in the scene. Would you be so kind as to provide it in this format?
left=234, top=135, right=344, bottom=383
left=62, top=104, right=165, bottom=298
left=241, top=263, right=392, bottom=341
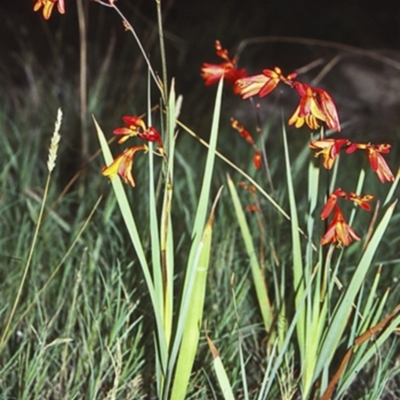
left=2, top=1, right=400, bottom=142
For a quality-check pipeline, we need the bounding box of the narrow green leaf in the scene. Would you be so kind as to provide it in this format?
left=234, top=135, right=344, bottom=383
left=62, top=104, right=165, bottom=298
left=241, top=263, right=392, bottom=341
left=169, top=189, right=220, bottom=400
left=166, top=79, right=224, bottom=397
left=227, top=174, right=273, bottom=333
left=281, top=120, right=306, bottom=361
left=160, top=80, right=178, bottom=351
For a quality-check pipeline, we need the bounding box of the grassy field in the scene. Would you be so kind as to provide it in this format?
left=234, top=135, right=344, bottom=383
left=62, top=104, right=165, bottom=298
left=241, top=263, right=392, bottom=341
left=1, top=2, right=400, bottom=399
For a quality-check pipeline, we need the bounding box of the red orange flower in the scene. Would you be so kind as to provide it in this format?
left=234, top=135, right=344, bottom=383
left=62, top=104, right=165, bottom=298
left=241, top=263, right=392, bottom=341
left=201, top=40, right=247, bottom=86
left=314, top=88, right=341, bottom=132
left=137, top=126, right=163, bottom=148
left=33, top=0, right=65, bottom=19
left=320, top=205, right=360, bottom=247
left=321, top=189, right=373, bottom=220
left=346, top=143, right=394, bottom=183
left=102, top=145, right=148, bottom=187
left=113, top=116, right=147, bottom=143
left=309, top=138, right=350, bottom=169
left=320, top=189, right=347, bottom=220
left=113, top=116, right=163, bottom=149
left=234, top=67, right=297, bottom=99
left=288, top=83, right=340, bottom=131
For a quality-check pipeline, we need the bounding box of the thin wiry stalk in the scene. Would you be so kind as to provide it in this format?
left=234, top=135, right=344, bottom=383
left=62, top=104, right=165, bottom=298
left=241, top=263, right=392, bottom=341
left=94, top=0, right=165, bottom=101
left=155, top=0, right=169, bottom=103
left=76, top=0, right=88, bottom=161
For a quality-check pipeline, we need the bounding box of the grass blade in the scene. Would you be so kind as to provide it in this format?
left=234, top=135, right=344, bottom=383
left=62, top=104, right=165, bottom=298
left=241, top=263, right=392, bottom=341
left=227, top=174, right=273, bottom=333
left=207, top=334, right=235, bottom=400
left=169, top=187, right=222, bottom=400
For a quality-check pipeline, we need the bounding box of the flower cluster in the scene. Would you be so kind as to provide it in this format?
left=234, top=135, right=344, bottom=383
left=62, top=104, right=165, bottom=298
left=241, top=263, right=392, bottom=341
left=201, top=41, right=340, bottom=133
left=201, top=40, right=396, bottom=248
left=33, top=0, right=65, bottom=20
left=319, top=189, right=373, bottom=247
left=310, top=138, right=394, bottom=246
left=310, top=139, right=394, bottom=183
left=102, top=116, right=164, bottom=187
left=310, top=138, right=394, bottom=247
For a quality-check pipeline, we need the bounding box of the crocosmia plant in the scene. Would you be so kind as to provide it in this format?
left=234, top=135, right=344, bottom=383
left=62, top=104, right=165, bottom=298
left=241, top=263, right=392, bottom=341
left=2, top=3, right=398, bottom=400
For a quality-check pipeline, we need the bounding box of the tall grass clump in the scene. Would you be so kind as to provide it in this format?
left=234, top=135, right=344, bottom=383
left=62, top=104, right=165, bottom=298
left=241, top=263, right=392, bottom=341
left=0, top=1, right=399, bottom=399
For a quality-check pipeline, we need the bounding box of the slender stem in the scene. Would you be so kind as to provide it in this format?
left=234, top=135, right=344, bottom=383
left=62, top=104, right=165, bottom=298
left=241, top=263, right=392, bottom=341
left=154, top=0, right=171, bottom=154
left=250, top=97, right=275, bottom=194
left=94, top=0, right=165, bottom=101
left=155, top=0, right=169, bottom=103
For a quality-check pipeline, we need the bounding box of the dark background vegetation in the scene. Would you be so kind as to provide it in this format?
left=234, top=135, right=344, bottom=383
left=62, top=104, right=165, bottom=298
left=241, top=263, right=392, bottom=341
left=2, top=1, right=400, bottom=98
left=1, top=1, right=400, bottom=226
left=2, top=0, right=400, bottom=143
